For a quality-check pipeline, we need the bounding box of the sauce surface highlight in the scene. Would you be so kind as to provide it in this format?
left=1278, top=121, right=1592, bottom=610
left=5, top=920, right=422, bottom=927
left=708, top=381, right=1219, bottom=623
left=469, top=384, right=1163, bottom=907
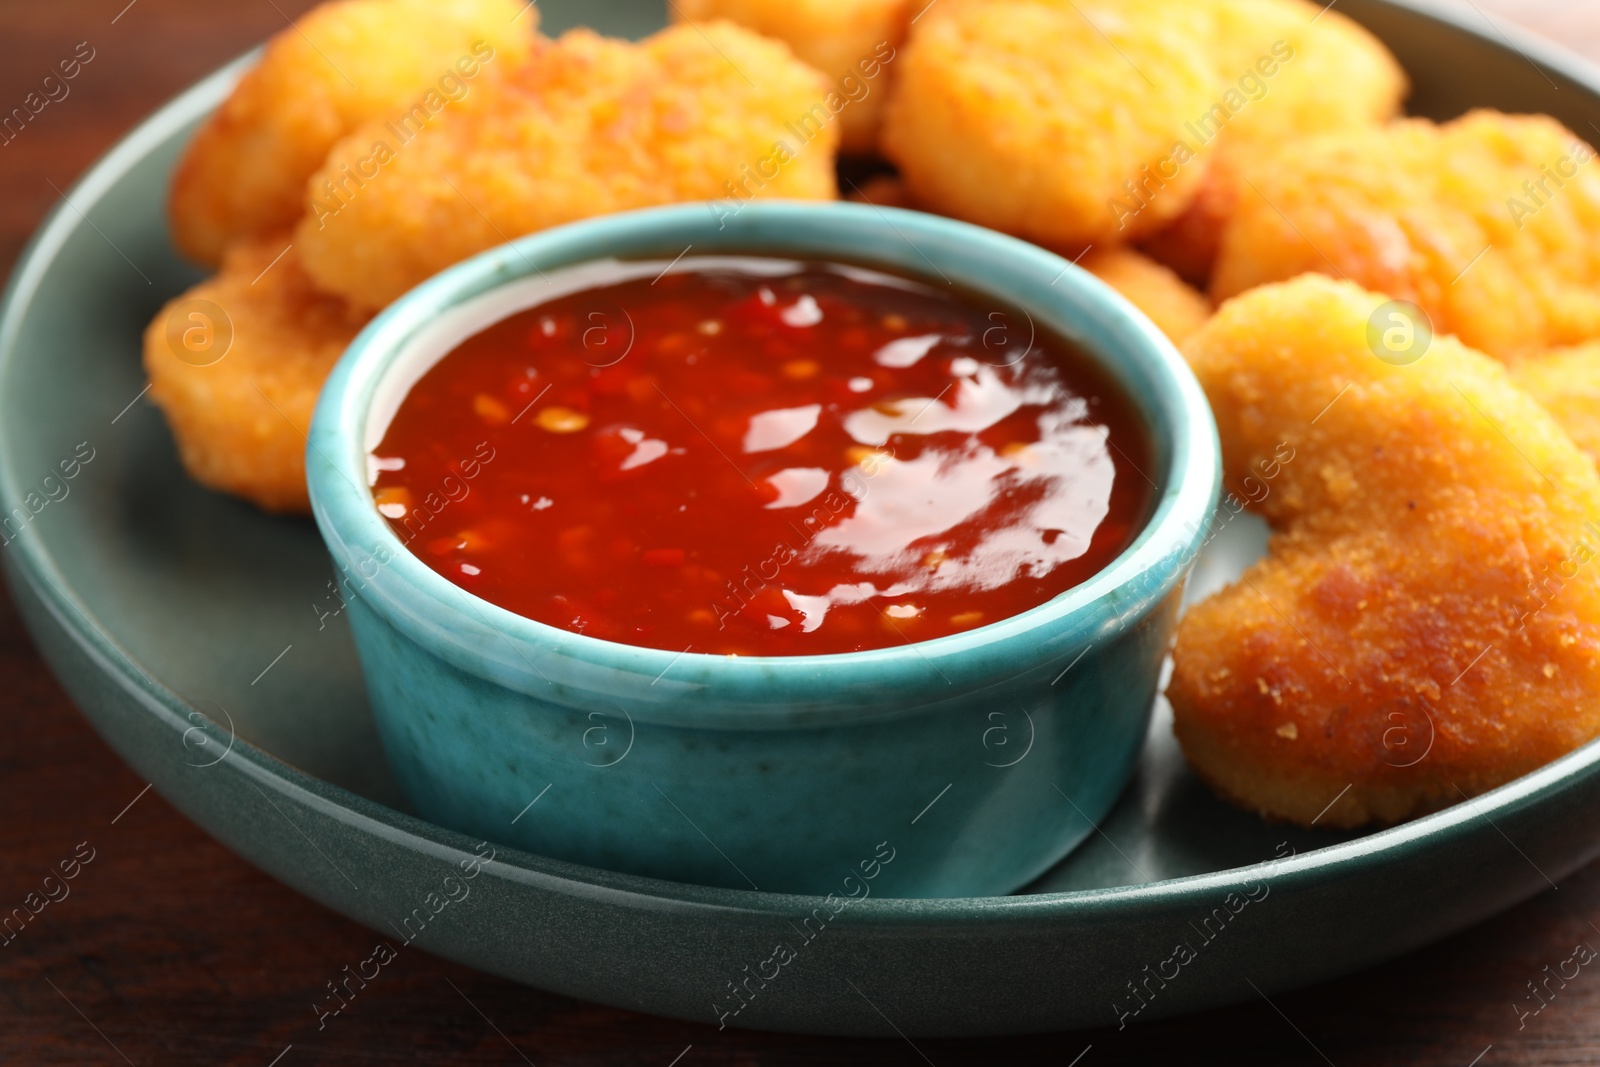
left=372, top=257, right=1155, bottom=656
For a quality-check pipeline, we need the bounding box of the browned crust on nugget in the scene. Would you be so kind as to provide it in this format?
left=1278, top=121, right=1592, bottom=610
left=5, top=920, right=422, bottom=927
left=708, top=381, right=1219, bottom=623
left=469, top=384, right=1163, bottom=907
left=1170, top=276, right=1600, bottom=828
left=169, top=0, right=535, bottom=266
left=144, top=238, right=370, bottom=512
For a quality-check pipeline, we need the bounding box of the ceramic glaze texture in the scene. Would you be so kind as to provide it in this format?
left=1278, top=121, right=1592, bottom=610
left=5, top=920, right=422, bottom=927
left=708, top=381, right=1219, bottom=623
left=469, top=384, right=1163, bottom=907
left=346, top=592, right=1179, bottom=895
left=306, top=203, right=1221, bottom=896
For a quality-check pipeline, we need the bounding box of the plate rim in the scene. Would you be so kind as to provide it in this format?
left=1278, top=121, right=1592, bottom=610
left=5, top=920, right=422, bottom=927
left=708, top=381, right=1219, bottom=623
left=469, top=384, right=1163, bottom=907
left=5, top=0, right=1600, bottom=930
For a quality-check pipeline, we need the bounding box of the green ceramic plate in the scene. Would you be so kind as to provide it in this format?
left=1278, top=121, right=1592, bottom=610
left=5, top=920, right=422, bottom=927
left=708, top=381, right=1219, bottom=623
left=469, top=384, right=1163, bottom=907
left=5, top=0, right=1600, bottom=1037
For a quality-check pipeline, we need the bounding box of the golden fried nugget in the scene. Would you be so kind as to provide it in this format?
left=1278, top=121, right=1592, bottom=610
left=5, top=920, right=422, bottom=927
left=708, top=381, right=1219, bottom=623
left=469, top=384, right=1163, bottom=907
left=1200, top=0, right=1405, bottom=152
left=144, top=238, right=371, bottom=513
left=1140, top=0, right=1406, bottom=284
left=1512, top=343, right=1600, bottom=467
left=1213, top=111, right=1600, bottom=360
left=1081, top=248, right=1211, bottom=343
left=673, top=0, right=908, bottom=154
left=1170, top=276, right=1600, bottom=827
left=297, top=23, right=838, bottom=311
left=169, top=0, right=536, bottom=267
left=880, top=0, right=1222, bottom=248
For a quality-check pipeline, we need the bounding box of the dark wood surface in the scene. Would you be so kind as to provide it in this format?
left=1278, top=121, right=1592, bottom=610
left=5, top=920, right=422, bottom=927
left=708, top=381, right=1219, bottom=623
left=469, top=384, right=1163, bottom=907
left=5, top=0, right=1600, bottom=1062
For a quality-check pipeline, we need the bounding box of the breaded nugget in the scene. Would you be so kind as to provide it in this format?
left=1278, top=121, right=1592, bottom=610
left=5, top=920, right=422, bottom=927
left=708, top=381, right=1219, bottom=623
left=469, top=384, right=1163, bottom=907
left=1170, top=276, right=1600, bottom=827
left=1512, top=343, right=1600, bottom=467
left=145, top=238, right=371, bottom=513
left=297, top=23, right=839, bottom=311
left=1080, top=248, right=1212, bottom=343
left=880, top=0, right=1222, bottom=248
left=673, top=0, right=908, bottom=154
left=1140, top=0, right=1407, bottom=284
left=1200, top=0, right=1405, bottom=152
left=1213, top=111, right=1600, bottom=359
left=170, top=0, right=536, bottom=267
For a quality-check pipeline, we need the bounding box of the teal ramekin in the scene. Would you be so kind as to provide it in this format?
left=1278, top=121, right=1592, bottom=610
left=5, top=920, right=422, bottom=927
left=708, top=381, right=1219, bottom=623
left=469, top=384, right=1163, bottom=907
left=306, top=202, right=1220, bottom=898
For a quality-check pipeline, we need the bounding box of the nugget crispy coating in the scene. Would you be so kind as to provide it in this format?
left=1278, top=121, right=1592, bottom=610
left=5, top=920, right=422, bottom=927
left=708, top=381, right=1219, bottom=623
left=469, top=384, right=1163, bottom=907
left=144, top=239, right=371, bottom=513
left=674, top=0, right=909, bottom=154
left=1213, top=112, right=1600, bottom=360
left=1081, top=248, right=1212, bottom=343
left=297, top=24, right=839, bottom=311
left=880, top=0, right=1222, bottom=247
left=1513, top=343, right=1600, bottom=468
left=169, top=0, right=535, bottom=267
left=1201, top=0, right=1405, bottom=151
left=1140, top=0, right=1406, bottom=284
left=1170, top=276, right=1600, bottom=827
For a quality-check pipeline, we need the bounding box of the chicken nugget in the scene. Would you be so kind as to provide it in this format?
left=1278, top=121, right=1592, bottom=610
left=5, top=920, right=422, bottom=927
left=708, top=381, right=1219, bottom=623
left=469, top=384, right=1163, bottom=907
left=1080, top=248, right=1211, bottom=344
left=673, top=0, right=909, bottom=154
left=170, top=0, right=536, bottom=267
left=1213, top=111, right=1600, bottom=360
left=1140, top=0, right=1407, bottom=284
left=144, top=238, right=371, bottom=513
left=1512, top=342, right=1600, bottom=467
left=1170, top=276, right=1600, bottom=827
left=1200, top=0, right=1405, bottom=152
left=880, top=0, right=1222, bottom=248
left=297, top=23, right=839, bottom=311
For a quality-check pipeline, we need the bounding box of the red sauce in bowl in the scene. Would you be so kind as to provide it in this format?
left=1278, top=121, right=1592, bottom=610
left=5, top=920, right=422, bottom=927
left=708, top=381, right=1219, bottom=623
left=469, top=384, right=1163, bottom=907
left=371, top=257, right=1155, bottom=656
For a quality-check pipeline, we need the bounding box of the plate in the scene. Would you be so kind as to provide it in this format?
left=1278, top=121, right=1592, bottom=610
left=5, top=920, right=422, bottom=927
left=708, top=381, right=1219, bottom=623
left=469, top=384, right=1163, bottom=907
left=5, top=0, right=1600, bottom=1037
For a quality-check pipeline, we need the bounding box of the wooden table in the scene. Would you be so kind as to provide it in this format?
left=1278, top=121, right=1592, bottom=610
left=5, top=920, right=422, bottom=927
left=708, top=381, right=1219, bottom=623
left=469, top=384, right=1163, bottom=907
left=3, top=1, right=1600, bottom=1062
